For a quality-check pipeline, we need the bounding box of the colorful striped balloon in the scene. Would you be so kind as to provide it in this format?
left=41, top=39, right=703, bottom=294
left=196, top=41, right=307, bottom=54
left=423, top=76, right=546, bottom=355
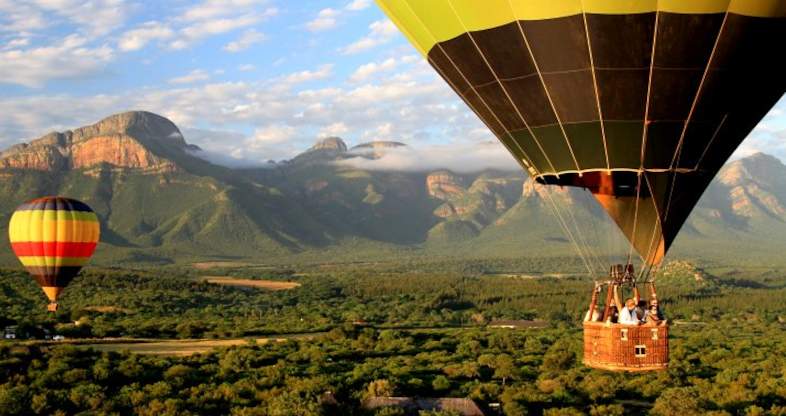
left=8, top=197, right=100, bottom=311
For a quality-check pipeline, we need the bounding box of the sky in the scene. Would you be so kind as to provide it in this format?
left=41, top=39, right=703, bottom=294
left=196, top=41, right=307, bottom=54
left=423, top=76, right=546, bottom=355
left=0, top=0, right=783, bottom=169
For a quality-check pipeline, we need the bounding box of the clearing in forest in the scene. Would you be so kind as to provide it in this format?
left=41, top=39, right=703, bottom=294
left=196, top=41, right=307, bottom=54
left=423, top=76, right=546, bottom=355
left=200, top=276, right=301, bottom=290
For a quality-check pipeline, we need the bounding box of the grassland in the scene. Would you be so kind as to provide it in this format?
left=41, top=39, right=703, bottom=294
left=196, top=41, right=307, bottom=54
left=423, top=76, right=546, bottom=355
left=199, top=276, right=301, bottom=291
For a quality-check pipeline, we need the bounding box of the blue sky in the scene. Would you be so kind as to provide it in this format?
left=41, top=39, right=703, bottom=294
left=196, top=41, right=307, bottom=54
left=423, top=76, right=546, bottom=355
left=0, top=0, right=783, bottom=167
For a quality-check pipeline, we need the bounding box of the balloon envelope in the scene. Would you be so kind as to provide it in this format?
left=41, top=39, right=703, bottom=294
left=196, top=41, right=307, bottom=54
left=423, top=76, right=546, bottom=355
left=8, top=197, right=100, bottom=307
left=377, top=0, right=786, bottom=264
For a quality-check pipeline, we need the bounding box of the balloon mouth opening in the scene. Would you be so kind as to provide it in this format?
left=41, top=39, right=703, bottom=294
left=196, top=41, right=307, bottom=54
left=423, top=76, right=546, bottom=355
left=47, top=303, right=58, bottom=312
left=536, top=171, right=650, bottom=197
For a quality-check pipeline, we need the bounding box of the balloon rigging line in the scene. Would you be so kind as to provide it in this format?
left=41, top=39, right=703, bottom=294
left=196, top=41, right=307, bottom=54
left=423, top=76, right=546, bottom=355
left=629, top=9, right=661, bottom=266
left=504, top=0, right=582, bottom=174
left=694, top=113, right=729, bottom=170
left=442, top=0, right=562, bottom=175
left=399, top=0, right=546, bottom=176
left=398, top=0, right=597, bottom=275
left=434, top=0, right=602, bottom=275
left=580, top=0, right=611, bottom=171
left=664, top=10, right=730, bottom=223
left=540, top=185, right=597, bottom=276
left=560, top=189, right=605, bottom=274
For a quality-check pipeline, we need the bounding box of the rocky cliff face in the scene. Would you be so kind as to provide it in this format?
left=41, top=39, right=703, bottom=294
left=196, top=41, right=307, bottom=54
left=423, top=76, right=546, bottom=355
left=426, top=170, right=466, bottom=200
left=310, top=137, right=347, bottom=152
left=0, top=111, right=186, bottom=173
left=716, top=153, right=786, bottom=218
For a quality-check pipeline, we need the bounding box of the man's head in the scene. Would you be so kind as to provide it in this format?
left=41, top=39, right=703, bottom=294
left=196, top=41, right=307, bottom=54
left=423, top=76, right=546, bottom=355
left=625, top=298, right=636, bottom=310
left=650, top=299, right=659, bottom=308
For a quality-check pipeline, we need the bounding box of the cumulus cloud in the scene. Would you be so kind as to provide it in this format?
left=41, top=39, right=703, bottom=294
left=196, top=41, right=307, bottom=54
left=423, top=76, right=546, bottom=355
left=169, top=69, right=210, bottom=84
left=345, top=0, right=371, bottom=11
left=336, top=142, right=519, bottom=173
left=0, top=34, right=113, bottom=88
left=223, top=29, right=266, bottom=52
left=283, top=64, right=334, bottom=84
left=180, top=0, right=270, bottom=21
left=341, top=19, right=398, bottom=55
left=319, top=122, right=349, bottom=138
left=306, top=8, right=340, bottom=32
left=118, top=21, right=174, bottom=51
left=25, top=0, right=129, bottom=36
left=731, top=97, right=786, bottom=161
left=349, top=58, right=398, bottom=82
left=0, top=56, right=490, bottom=163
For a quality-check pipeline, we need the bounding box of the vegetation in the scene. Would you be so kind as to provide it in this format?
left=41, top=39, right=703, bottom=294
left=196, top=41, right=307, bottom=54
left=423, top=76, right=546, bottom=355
left=0, top=258, right=784, bottom=414
left=1, top=321, right=785, bottom=415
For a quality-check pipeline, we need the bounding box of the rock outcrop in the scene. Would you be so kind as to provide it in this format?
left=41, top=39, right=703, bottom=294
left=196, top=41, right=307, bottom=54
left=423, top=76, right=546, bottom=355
left=0, top=111, right=187, bottom=173
left=426, top=170, right=466, bottom=200
left=716, top=153, right=786, bottom=218
left=310, top=137, right=347, bottom=152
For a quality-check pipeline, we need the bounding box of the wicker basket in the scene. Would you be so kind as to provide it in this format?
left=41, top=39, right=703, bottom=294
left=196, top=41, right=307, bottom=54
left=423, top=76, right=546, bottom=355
left=583, top=321, right=668, bottom=372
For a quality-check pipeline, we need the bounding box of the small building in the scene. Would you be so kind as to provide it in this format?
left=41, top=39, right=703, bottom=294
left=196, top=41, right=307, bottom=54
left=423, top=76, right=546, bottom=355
left=362, top=397, right=484, bottom=416
left=487, top=319, right=547, bottom=329
left=3, top=326, right=17, bottom=340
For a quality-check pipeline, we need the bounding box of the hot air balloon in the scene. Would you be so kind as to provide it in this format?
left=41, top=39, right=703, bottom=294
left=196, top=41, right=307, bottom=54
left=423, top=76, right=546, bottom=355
left=377, top=0, right=786, bottom=371
left=8, top=197, right=100, bottom=312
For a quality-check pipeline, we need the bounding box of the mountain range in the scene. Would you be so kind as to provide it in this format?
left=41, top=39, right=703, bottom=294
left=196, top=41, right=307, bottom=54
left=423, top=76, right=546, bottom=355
left=1, top=111, right=785, bottom=267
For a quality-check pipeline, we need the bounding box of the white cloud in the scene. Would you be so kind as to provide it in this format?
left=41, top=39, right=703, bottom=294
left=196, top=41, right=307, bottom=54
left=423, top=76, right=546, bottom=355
left=3, top=38, right=30, bottom=49
left=137, top=2, right=279, bottom=51
left=223, top=29, right=266, bottom=52
left=349, top=58, right=398, bottom=82
left=0, top=57, right=492, bottom=163
left=118, top=21, right=174, bottom=51
left=0, top=1, right=48, bottom=32
left=283, top=64, right=334, bottom=84
left=341, top=19, right=398, bottom=54
left=27, top=0, right=129, bottom=36
left=173, top=14, right=260, bottom=49
left=319, top=122, right=349, bottom=138
left=345, top=0, right=371, bottom=11
left=337, top=142, right=519, bottom=173
left=181, top=0, right=270, bottom=21
left=306, top=8, right=339, bottom=32
left=238, top=64, right=256, bottom=72
left=168, top=69, right=210, bottom=84
left=0, top=34, right=113, bottom=88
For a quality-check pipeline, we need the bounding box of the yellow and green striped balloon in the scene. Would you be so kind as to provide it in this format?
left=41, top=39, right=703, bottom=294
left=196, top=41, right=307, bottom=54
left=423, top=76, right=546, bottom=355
left=8, top=197, right=100, bottom=311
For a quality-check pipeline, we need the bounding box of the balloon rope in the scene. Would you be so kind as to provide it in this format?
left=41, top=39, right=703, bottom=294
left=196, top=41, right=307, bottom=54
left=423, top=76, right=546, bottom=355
left=579, top=0, right=611, bottom=171
left=540, top=185, right=597, bottom=276
left=559, top=189, right=604, bottom=274
left=398, top=0, right=548, bottom=176
left=639, top=175, right=666, bottom=282
left=629, top=10, right=661, bottom=265
left=504, top=0, right=582, bottom=173
left=693, top=113, right=729, bottom=170
left=663, top=11, right=730, bottom=223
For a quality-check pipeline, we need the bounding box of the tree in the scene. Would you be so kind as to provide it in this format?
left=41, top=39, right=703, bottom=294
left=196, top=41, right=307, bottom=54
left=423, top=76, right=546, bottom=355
left=432, top=376, right=451, bottom=392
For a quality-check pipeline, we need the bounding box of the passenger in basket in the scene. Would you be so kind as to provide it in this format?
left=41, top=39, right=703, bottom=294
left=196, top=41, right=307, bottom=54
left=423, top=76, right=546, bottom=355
left=613, top=286, right=641, bottom=325
left=645, top=298, right=665, bottom=325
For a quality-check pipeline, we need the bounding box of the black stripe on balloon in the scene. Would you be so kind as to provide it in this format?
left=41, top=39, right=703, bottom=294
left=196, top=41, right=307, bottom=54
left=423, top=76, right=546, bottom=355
left=25, top=266, right=84, bottom=288
left=16, top=197, right=95, bottom=213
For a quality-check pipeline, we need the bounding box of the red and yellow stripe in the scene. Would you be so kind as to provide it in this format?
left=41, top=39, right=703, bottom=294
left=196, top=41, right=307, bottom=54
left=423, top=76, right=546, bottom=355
left=7, top=197, right=100, bottom=303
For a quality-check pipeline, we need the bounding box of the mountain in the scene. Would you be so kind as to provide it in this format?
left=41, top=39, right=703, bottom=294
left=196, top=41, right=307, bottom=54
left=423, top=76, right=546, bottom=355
left=1, top=111, right=785, bottom=266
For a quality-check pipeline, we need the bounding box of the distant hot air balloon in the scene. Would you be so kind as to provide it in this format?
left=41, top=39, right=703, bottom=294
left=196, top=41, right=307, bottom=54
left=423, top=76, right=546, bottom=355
left=8, top=197, right=100, bottom=311
left=377, top=0, right=785, bottom=371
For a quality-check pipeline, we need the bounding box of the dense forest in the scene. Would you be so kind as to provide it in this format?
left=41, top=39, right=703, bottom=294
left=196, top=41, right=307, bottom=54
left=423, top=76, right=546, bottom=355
left=1, top=322, right=785, bottom=415
left=1, top=258, right=785, bottom=414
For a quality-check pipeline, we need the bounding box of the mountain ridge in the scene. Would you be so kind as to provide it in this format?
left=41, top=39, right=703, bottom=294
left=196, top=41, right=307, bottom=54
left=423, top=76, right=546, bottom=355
left=1, top=111, right=785, bottom=266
